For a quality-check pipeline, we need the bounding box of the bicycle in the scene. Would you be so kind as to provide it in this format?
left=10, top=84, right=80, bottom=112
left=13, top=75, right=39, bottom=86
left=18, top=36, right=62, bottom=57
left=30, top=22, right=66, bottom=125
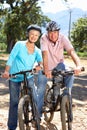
left=1, top=69, right=41, bottom=130
left=43, top=67, right=84, bottom=130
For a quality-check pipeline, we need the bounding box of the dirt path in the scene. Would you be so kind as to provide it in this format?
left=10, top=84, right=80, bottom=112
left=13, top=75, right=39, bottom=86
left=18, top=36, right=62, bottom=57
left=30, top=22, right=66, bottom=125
left=0, top=55, right=87, bottom=130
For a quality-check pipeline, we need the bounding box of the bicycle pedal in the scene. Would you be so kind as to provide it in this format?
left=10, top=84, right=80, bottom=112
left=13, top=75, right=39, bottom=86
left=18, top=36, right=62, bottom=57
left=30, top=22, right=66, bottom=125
left=57, top=108, right=61, bottom=111
left=66, top=119, right=72, bottom=123
left=32, top=120, right=36, bottom=128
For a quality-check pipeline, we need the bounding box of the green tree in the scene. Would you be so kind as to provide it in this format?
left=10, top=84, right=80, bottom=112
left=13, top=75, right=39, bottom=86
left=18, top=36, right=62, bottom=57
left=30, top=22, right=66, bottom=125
left=0, top=10, right=7, bottom=50
left=0, top=0, right=50, bottom=52
left=71, top=17, right=87, bottom=52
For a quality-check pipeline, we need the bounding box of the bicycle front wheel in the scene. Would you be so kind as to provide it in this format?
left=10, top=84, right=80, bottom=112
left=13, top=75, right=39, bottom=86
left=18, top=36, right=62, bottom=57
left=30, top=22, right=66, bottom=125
left=18, top=95, right=40, bottom=130
left=60, top=95, right=73, bottom=130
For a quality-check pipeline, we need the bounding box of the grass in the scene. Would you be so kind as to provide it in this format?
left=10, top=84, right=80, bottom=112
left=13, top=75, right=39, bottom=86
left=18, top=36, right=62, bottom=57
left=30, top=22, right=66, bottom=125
left=77, top=52, right=87, bottom=57
left=0, top=59, right=6, bottom=71
left=0, top=51, right=9, bottom=55
left=64, top=51, right=87, bottom=58
left=0, top=51, right=8, bottom=71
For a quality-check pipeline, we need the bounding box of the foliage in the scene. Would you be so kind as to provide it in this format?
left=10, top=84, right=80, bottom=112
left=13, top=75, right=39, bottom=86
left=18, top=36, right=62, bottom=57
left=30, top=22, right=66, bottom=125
left=0, top=59, right=6, bottom=70
left=71, top=17, right=87, bottom=52
left=0, top=15, right=7, bottom=51
left=0, top=42, right=7, bottom=50
left=77, top=52, right=87, bottom=57
left=0, top=0, right=50, bottom=53
left=64, top=51, right=87, bottom=58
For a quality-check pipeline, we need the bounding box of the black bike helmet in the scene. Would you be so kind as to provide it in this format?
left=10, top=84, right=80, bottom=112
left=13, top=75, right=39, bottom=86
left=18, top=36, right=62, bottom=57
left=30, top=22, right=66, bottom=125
left=27, top=24, right=41, bottom=34
left=46, top=21, right=60, bottom=31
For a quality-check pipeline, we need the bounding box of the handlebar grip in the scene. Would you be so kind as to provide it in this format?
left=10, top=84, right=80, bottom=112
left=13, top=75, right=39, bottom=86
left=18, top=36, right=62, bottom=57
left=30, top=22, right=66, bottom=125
left=81, top=67, right=85, bottom=71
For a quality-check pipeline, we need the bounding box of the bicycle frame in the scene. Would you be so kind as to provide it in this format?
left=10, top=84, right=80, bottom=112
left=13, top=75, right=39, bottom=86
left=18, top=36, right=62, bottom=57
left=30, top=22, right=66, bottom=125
left=9, top=69, right=40, bottom=130
left=45, top=71, right=70, bottom=111
left=44, top=69, right=75, bottom=130
left=44, top=67, right=84, bottom=130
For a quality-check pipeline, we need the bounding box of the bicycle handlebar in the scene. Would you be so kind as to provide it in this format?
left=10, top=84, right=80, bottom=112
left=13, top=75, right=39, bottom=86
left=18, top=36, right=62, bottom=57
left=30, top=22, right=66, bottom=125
left=52, top=67, right=85, bottom=76
left=0, top=67, right=85, bottom=78
left=0, top=68, right=37, bottom=78
left=9, top=68, right=36, bottom=77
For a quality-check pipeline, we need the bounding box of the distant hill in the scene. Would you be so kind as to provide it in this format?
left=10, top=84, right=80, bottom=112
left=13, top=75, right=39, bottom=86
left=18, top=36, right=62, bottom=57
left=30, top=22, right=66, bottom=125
left=43, top=8, right=87, bottom=36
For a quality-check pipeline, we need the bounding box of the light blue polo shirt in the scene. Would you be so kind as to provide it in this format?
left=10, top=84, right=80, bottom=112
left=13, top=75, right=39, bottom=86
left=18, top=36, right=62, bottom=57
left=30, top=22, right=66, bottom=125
left=6, top=40, right=42, bottom=82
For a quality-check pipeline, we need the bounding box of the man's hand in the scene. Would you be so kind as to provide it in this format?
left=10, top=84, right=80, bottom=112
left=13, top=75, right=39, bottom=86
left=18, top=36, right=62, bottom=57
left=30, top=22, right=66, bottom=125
left=74, top=66, right=83, bottom=75
left=45, top=71, right=52, bottom=78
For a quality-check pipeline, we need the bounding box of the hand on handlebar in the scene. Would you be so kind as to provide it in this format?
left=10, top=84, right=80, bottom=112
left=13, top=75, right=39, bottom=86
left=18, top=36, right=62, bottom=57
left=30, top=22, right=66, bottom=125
left=44, top=71, right=52, bottom=78
left=2, top=71, right=9, bottom=78
left=74, top=66, right=84, bottom=75
left=35, top=65, right=42, bottom=72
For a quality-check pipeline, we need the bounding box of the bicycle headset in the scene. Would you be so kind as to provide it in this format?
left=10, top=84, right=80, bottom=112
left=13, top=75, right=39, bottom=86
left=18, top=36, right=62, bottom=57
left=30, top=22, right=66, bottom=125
left=46, top=21, right=60, bottom=31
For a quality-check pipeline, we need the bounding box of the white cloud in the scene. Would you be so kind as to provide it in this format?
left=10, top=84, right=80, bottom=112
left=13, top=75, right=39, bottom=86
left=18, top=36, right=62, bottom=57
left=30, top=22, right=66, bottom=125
left=39, top=0, right=87, bottom=13
left=69, top=0, right=87, bottom=11
left=40, top=0, right=66, bottom=13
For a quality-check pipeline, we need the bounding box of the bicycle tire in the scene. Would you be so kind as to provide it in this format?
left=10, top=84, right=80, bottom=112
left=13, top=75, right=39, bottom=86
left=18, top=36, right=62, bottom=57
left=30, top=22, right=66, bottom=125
left=18, top=95, right=40, bottom=130
left=33, top=99, right=41, bottom=130
left=44, top=84, right=54, bottom=123
left=60, top=95, right=72, bottom=130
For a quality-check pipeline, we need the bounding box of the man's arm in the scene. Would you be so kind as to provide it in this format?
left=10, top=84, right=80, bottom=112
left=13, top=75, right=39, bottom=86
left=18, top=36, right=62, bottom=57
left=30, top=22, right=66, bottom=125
left=69, top=49, right=81, bottom=67
left=68, top=49, right=81, bottom=75
left=42, top=51, right=48, bottom=73
left=42, top=51, right=52, bottom=78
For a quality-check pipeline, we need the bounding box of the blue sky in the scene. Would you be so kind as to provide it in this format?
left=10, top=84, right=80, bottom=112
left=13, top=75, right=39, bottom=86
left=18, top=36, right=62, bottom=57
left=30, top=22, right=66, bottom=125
left=39, top=0, right=87, bottom=13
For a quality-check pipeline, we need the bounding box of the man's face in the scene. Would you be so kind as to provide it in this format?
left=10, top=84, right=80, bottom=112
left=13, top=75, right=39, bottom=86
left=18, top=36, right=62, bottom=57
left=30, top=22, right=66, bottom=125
left=48, top=30, right=59, bottom=43
left=28, top=30, right=40, bottom=43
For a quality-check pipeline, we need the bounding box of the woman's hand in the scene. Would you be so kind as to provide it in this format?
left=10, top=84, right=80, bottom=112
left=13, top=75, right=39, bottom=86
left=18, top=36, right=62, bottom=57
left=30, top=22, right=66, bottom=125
left=2, top=71, right=9, bottom=78
left=35, top=65, right=42, bottom=72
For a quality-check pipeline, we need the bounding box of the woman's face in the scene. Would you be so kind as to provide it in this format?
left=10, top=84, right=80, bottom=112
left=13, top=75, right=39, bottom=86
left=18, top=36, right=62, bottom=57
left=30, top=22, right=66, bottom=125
left=48, top=30, right=59, bottom=43
left=28, top=30, right=40, bottom=43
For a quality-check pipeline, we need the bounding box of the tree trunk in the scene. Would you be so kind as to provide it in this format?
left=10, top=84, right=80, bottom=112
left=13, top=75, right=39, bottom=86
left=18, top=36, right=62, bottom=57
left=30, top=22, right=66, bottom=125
left=6, top=35, right=16, bottom=53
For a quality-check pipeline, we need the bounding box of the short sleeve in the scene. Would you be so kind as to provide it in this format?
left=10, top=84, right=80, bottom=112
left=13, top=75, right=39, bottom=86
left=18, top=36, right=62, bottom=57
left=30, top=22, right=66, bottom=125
left=40, top=34, right=48, bottom=51
left=6, top=42, right=20, bottom=66
left=62, top=35, right=74, bottom=51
